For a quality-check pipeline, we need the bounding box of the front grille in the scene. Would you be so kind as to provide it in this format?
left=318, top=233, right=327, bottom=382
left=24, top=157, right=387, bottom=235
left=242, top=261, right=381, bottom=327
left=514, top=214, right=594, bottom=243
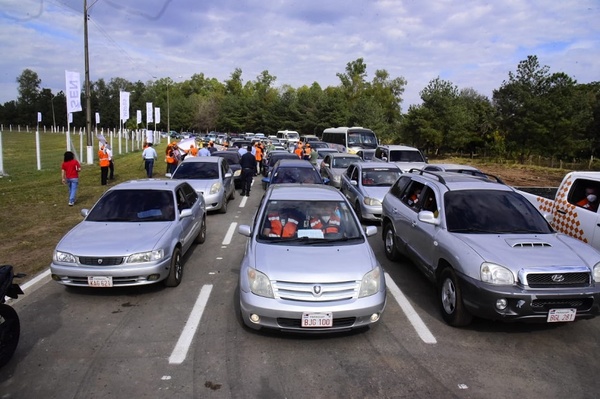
left=272, top=280, right=360, bottom=302
left=525, top=272, right=590, bottom=288
left=277, top=317, right=356, bottom=328
left=531, top=298, right=593, bottom=311
left=78, top=257, right=124, bottom=266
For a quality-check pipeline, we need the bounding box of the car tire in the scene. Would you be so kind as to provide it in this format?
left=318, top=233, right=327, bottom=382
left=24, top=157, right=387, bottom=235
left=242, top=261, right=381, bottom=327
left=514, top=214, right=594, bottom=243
left=438, top=267, right=473, bottom=327
left=383, top=223, right=401, bottom=261
left=0, top=304, right=20, bottom=369
left=219, top=197, right=228, bottom=214
left=195, top=216, right=206, bottom=244
left=164, top=247, right=183, bottom=287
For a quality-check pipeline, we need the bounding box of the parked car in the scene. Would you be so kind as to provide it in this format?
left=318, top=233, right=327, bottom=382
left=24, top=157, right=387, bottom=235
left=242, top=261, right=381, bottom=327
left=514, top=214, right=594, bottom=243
left=381, top=169, right=600, bottom=326
left=341, top=162, right=402, bottom=222
left=212, top=150, right=242, bottom=189
left=261, top=150, right=301, bottom=177
left=315, top=148, right=340, bottom=169
left=374, top=145, right=427, bottom=172
left=262, top=159, right=327, bottom=190
left=320, top=153, right=361, bottom=189
left=168, top=156, right=234, bottom=213
left=237, top=184, right=386, bottom=333
left=50, top=179, right=206, bottom=288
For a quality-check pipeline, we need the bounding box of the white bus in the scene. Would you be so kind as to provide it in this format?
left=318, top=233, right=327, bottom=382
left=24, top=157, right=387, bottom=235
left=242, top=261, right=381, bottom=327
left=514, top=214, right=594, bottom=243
left=321, top=127, right=379, bottom=154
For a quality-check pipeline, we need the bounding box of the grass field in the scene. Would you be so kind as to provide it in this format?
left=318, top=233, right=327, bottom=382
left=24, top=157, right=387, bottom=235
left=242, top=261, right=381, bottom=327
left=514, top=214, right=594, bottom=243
left=0, top=130, right=170, bottom=281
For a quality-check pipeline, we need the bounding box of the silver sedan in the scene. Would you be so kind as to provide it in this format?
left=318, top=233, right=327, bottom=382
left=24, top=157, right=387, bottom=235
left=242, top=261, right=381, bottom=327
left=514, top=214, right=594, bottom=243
left=50, top=179, right=206, bottom=288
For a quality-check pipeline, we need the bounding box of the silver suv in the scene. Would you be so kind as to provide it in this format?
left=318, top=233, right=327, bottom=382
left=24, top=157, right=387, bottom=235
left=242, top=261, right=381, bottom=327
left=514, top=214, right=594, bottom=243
left=374, top=145, right=427, bottom=172
left=381, top=170, right=600, bottom=326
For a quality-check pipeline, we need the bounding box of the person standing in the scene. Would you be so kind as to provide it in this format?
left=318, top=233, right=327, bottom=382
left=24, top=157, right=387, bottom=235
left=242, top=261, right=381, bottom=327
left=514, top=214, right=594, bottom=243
left=106, top=143, right=114, bottom=180
left=254, top=143, right=263, bottom=176
left=208, top=141, right=217, bottom=155
left=199, top=145, right=211, bottom=156
left=98, top=144, right=110, bottom=185
left=240, top=145, right=256, bottom=197
left=61, top=151, right=81, bottom=206
left=142, top=142, right=158, bottom=178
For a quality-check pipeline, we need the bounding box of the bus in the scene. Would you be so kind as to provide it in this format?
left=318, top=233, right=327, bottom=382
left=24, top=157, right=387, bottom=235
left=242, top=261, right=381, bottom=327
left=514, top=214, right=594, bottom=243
left=321, top=127, right=378, bottom=154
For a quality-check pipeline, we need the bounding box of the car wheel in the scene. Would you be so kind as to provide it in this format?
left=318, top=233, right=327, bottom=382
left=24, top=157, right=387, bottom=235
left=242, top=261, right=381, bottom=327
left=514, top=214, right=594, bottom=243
left=219, top=196, right=228, bottom=214
left=164, top=247, right=183, bottom=287
left=439, top=268, right=473, bottom=327
left=0, top=304, right=20, bottom=369
left=355, top=201, right=363, bottom=223
left=383, top=223, right=401, bottom=261
left=229, top=188, right=235, bottom=200
left=195, top=216, right=206, bottom=244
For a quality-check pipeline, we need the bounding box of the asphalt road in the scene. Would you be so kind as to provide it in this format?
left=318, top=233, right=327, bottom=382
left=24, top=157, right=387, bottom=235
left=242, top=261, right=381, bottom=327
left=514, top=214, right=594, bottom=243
left=2, top=178, right=599, bottom=399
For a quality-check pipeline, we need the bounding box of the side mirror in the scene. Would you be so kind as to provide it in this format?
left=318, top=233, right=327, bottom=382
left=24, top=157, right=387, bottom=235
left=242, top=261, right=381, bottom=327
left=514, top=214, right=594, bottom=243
left=418, top=210, right=440, bottom=225
left=364, top=225, right=378, bottom=237
left=350, top=180, right=358, bottom=186
left=180, top=209, right=193, bottom=219
left=238, top=225, right=252, bottom=237
left=165, top=173, right=172, bottom=178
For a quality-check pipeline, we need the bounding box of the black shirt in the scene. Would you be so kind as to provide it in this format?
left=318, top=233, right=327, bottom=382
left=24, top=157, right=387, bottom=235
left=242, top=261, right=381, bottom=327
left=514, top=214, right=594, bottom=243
left=240, top=152, right=256, bottom=169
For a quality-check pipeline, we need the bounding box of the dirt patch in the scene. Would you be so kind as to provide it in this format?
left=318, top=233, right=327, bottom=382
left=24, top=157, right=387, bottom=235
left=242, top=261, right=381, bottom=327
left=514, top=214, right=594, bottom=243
left=475, top=164, right=565, bottom=187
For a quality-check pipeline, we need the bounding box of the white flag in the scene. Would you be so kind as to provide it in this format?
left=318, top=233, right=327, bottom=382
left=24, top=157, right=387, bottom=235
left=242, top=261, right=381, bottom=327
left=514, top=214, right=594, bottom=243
left=120, top=91, right=130, bottom=121
left=136, top=110, right=142, bottom=125
left=68, top=113, right=73, bottom=124
left=146, top=102, right=153, bottom=123
left=155, top=107, right=161, bottom=124
left=65, top=70, right=82, bottom=113
left=95, top=112, right=100, bottom=124
left=37, top=112, right=42, bottom=123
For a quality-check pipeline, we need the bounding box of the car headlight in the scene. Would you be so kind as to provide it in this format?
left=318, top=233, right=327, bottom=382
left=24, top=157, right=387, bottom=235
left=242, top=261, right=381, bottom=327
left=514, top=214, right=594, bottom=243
left=363, top=197, right=381, bottom=206
left=234, top=170, right=241, bottom=177
left=247, top=267, right=274, bottom=298
left=593, top=262, right=600, bottom=282
left=127, top=249, right=164, bottom=263
left=54, top=250, right=77, bottom=264
left=359, top=266, right=381, bottom=297
left=480, top=262, right=514, bottom=285
left=210, top=182, right=222, bottom=195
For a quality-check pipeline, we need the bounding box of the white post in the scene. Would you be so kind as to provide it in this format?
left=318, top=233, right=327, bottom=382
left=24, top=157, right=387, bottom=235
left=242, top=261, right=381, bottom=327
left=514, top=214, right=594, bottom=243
left=0, top=130, right=6, bottom=177
left=35, top=126, right=42, bottom=170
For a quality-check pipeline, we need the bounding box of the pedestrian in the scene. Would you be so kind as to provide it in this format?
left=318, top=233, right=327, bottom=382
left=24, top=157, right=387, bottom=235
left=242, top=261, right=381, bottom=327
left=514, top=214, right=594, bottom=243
left=294, top=141, right=304, bottom=158
left=61, top=151, right=81, bottom=206
left=208, top=141, right=217, bottom=155
left=188, top=144, right=198, bottom=157
left=199, top=144, right=211, bottom=156
left=166, top=144, right=178, bottom=174
left=254, top=143, right=263, bottom=176
left=240, top=145, right=256, bottom=197
left=98, top=143, right=110, bottom=185
left=106, top=143, right=114, bottom=180
left=142, top=142, right=158, bottom=178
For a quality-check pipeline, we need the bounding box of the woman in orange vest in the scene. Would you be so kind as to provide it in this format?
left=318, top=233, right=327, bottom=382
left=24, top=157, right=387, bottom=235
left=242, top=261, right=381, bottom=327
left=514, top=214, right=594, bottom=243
left=254, top=143, right=263, bottom=176
left=98, top=144, right=110, bottom=185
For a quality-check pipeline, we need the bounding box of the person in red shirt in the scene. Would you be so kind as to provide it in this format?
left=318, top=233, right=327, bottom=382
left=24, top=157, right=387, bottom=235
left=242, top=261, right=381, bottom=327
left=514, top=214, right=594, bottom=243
left=61, top=151, right=81, bottom=206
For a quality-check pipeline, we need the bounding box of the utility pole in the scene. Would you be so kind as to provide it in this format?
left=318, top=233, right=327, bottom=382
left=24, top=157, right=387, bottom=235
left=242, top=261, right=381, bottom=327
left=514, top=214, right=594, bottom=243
left=84, top=0, right=93, bottom=164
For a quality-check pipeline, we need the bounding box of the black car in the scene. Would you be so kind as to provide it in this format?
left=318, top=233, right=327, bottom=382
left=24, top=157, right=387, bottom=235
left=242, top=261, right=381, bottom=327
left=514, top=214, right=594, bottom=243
left=212, top=151, right=242, bottom=188
left=261, top=159, right=328, bottom=190
left=261, top=151, right=299, bottom=177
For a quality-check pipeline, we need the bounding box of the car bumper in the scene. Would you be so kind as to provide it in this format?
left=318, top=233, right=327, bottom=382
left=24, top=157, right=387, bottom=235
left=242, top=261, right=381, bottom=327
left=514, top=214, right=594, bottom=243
left=240, top=290, right=386, bottom=333
left=203, top=191, right=225, bottom=211
left=50, top=258, right=172, bottom=287
left=359, top=203, right=383, bottom=221
left=459, top=273, right=600, bottom=322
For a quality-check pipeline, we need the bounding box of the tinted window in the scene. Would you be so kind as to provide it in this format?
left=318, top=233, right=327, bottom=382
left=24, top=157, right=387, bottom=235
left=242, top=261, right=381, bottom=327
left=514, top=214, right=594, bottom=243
left=173, top=162, right=220, bottom=179
left=332, top=157, right=356, bottom=169
left=87, top=190, right=175, bottom=222
left=389, top=176, right=411, bottom=198
left=389, top=150, right=425, bottom=163
left=271, top=167, right=322, bottom=184
left=361, top=168, right=401, bottom=186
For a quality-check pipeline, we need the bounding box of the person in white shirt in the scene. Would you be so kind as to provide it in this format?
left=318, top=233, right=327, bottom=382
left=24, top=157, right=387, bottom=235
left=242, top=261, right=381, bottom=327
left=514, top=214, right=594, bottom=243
left=142, top=143, right=158, bottom=178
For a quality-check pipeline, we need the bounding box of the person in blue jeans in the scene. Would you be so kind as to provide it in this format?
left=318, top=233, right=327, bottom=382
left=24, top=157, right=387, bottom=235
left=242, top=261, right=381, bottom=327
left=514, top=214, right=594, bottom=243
left=61, top=151, right=81, bottom=206
left=142, top=143, right=158, bottom=178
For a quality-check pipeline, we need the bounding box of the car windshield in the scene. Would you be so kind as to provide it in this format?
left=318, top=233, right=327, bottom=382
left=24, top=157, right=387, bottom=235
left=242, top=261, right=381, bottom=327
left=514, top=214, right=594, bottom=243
left=332, top=157, right=356, bottom=169
left=214, top=153, right=240, bottom=165
left=86, top=190, right=175, bottom=222
left=389, top=150, right=425, bottom=163
left=271, top=167, right=322, bottom=184
left=444, top=190, right=553, bottom=234
left=257, top=200, right=363, bottom=243
left=347, top=131, right=378, bottom=149
left=361, top=169, right=401, bottom=186
left=173, top=162, right=220, bottom=179
left=359, top=151, right=375, bottom=161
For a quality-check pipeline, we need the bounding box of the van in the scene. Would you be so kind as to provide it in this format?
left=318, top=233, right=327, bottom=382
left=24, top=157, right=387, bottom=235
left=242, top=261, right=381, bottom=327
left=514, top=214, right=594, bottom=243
left=276, top=130, right=300, bottom=148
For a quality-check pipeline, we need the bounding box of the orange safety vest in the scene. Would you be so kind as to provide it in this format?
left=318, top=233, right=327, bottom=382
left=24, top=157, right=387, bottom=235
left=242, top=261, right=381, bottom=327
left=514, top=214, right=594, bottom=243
left=294, top=147, right=303, bottom=158
left=255, top=147, right=263, bottom=161
left=267, top=213, right=299, bottom=237
left=98, top=148, right=110, bottom=167
left=310, top=214, right=341, bottom=234
left=166, top=149, right=176, bottom=164
left=189, top=146, right=198, bottom=156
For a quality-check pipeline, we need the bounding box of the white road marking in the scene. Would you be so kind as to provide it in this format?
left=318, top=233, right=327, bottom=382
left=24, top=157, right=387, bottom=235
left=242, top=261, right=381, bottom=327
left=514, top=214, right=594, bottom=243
left=239, top=195, right=248, bottom=207
left=169, top=284, right=213, bottom=365
left=222, top=223, right=237, bottom=245
left=385, top=273, right=437, bottom=344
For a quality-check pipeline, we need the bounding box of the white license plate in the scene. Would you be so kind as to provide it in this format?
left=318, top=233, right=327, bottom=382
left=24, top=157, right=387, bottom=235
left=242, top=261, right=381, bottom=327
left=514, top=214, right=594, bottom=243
left=301, top=312, right=333, bottom=328
left=87, top=276, right=113, bottom=287
left=547, top=308, right=576, bottom=322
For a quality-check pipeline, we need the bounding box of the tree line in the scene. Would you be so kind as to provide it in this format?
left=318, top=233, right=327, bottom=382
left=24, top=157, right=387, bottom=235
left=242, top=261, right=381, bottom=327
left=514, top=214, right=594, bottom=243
left=1, top=56, right=598, bottom=163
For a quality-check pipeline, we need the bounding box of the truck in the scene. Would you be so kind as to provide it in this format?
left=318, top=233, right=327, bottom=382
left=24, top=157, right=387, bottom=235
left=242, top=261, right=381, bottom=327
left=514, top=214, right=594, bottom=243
left=519, top=171, right=600, bottom=250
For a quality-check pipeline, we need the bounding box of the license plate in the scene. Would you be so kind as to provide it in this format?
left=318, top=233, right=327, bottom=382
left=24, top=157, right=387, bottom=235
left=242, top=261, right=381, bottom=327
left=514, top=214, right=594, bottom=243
left=87, top=276, right=113, bottom=287
left=301, top=312, right=333, bottom=328
left=547, top=308, right=576, bottom=322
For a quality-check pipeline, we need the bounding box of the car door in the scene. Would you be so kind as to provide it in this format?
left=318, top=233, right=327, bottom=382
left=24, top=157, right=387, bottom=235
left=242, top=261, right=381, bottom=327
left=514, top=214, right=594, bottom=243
left=221, top=159, right=234, bottom=198
left=383, top=176, right=413, bottom=250
left=406, top=185, right=439, bottom=279
left=176, top=184, right=198, bottom=253
left=341, top=164, right=357, bottom=201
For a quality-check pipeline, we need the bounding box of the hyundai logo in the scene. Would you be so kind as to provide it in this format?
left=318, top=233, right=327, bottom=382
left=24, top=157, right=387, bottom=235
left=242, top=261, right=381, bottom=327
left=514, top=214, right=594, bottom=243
left=97, top=259, right=103, bottom=265
left=312, top=285, right=322, bottom=296
left=551, top=274, right=565, bottom=282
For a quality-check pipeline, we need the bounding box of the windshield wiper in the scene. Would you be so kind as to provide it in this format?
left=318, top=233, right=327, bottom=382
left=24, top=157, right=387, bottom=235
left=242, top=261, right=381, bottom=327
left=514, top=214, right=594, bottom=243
left=450, top=228, right=501, bottom=234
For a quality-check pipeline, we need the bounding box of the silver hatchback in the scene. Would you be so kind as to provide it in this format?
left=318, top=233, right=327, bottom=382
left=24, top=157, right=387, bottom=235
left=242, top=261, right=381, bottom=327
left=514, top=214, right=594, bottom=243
left=237, top=184, right=386, bottom=333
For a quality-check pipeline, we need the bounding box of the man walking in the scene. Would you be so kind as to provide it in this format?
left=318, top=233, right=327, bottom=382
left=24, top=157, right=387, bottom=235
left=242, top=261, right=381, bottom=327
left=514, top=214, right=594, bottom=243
left=142, top=142, right=158, bottom=178
left=240, top=145, right=256, bottom=197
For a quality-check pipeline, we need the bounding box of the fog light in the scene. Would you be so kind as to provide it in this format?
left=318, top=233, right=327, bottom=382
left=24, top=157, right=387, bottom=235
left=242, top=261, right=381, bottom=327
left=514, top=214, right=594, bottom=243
left=147, top=274, right=161, bottom=281
left=51, top=274, right=61, bottom=281
left=249, top=314, right=260, bottom=324
left=496, top=299, right=508, bottom=310
left=370, top=313, right=380, bottom=322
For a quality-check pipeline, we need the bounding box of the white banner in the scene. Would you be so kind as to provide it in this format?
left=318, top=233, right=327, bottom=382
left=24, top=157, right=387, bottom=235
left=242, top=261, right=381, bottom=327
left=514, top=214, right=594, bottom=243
left=146, top=102, right=153, bottom=123
left=155, top=107, right=161, bottom=124
left=37, top=112, right=42, bottom=123
left=95, top=112, right=100, bottom=124
left=68, top=113, right=73, bottom=124
left=136, top=110, right=142, bottom=125
left=65, top=70, right=82, bottom=113
left=146, top=130, right=153, bottom=143
left=120, top=91, right=130, bottom=121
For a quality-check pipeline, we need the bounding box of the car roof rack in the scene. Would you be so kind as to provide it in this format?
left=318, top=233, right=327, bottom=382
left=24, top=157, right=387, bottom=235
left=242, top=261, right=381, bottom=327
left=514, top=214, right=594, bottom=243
left=408, top=168, right=506, bottom=185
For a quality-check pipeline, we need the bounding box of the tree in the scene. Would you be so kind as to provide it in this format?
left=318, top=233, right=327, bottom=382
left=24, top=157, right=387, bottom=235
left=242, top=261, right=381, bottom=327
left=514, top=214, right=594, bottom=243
left=16, top=69, right=41, bottom=125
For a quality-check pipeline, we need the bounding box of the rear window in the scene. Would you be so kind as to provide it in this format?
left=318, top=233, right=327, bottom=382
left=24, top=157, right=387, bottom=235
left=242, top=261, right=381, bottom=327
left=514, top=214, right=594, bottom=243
left=173, top=162, right=220, bottom=179
left=389, top=150, right=425, bottom=163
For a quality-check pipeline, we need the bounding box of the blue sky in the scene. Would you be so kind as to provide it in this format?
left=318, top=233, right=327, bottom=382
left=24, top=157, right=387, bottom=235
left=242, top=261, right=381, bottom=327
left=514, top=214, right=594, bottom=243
left=1, top=0, right=598, bottom=112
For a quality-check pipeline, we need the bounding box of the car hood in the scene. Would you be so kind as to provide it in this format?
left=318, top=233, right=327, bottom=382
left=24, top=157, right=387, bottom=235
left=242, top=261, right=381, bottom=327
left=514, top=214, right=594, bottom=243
left=252, top=242, right=377, bottom=282
left=57, top=221, right=172, bottom=256
left=457, top=233, right=597, bottom=268
left=363, top=186, right=392, bottom=201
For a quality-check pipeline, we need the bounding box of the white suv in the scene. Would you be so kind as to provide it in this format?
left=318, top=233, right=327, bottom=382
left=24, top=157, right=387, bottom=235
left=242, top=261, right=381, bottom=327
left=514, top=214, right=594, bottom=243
left=374, top=145, right=427, bottom=172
